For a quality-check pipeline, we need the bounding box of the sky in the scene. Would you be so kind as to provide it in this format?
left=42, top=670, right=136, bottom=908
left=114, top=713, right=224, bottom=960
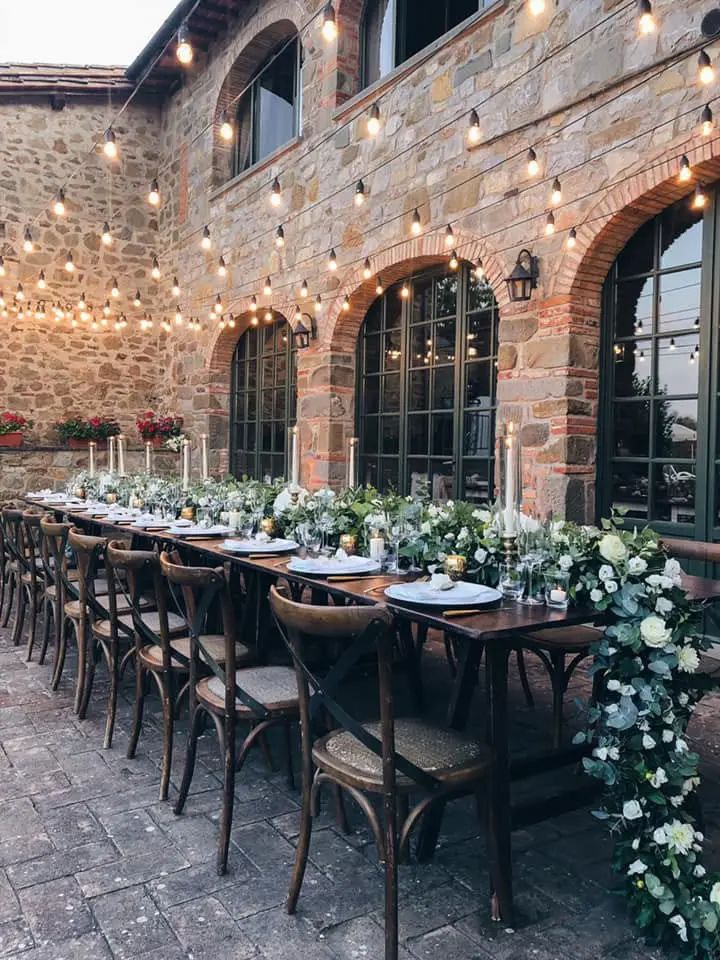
left=0, top=0, right=179, bottom=66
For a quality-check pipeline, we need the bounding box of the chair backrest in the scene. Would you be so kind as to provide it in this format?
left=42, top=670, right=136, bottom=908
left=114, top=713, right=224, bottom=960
left=68, top=527, right=107, bottom=624
left=269, top=585, right=437, bottom=792
left=159, top=551, right=251, bottom=713
left=106, top=540, right=170, bottom=655
left=21, top=511, right=44, bottom=589
left=40, top=517, right=76, bottom=600
left=1, top=508, right=24, bottom=567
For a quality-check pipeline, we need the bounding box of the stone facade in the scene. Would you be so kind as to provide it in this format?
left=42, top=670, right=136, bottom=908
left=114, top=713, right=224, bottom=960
left=2, top=0, right=719, bottom=518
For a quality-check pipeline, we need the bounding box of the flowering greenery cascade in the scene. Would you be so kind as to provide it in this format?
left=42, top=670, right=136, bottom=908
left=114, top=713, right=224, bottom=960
left=63, top=471, right=720, bottom=954
left=135, top=410, right=183, bottom=442
left=56, top=416, right=121, bottom=443
left=0, top=411, right=33, bottom=436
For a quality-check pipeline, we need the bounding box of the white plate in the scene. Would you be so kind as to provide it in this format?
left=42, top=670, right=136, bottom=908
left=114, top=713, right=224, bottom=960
left=132, top=522, right=170, bottom=531
left=384, top=581, right=502, bottom=608
left=221, top=539, right=298, bottom=554
left=169, top=525, right=232, bottom=538
left=287, top=556, right=381, bottom=576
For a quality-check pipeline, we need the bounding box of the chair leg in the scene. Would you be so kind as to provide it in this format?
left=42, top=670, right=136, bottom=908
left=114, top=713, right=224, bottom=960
left=38, top=599, right=52, bottom=665
left=217, top=712, right=236, bottom=876
left=25, top=589, right=40, bottom=661
left=127, top=663, right=148, bottom=759
left=1, top=573, right=14, bottom=627
left=73, top=616, right=88, bottom=715
left=51, top=617, right=72, bottom=691
left=287, top=768, right=315, bottom=914
left=383, top=805, right=399, bottom=960
left=78, top=634, right=98, bottom=720
left=104, top=640, right=120, bottom=750
left=516, top=649, right=535, bottom=709
left=174, top=704, right=203, bottom=815
left=550, top=651, right=567, bottom=751
left=11, top=580, right=27, bottom=647
left=159, top=674, right=175, bottom=802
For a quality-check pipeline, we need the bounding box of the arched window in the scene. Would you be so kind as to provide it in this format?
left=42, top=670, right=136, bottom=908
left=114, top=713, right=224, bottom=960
left=599, top=189, right=720, bottom=540
left=361, top=0, right=486, bottom=87
left=230, top=317, right=297, bottom=481
left=233, top=36, right=301, bottom=176
left=357, top=263, right=499, bottom=501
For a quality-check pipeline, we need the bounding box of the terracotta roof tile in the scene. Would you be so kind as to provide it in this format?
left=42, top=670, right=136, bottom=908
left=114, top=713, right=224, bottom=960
left=0, top=63, right=134, bottom=94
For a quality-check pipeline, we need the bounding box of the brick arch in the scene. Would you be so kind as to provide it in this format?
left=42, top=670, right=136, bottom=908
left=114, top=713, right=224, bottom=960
left=212, top=18, right=302, bottom=188
left=329, top=0, right=365, bottom=105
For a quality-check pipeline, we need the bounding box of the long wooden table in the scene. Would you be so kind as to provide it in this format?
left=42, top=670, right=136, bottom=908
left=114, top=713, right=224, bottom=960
left=27, top=499, right=720, bottom=924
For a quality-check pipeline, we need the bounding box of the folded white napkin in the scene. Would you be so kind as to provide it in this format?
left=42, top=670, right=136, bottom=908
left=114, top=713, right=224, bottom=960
left=428, top=573, right=456, bottom=591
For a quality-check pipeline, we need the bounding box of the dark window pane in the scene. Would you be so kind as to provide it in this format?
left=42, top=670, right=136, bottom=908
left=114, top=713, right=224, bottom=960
left=466, top=361, right=491, bottom=407
left=411, top=325, right=432, bottom=364
left=615, top=277, right=653, bottom=339
left=464, top=410, right=493, bottom=457
left=363, top=458, right=379, bottom=489
left=365, top=335, right=381, bottom=373
left=658, top=269, right=701, bottom=334
left=385, top=293, right=402, bottom=330
left=408, top=369, right=429, bottom=411
left=435, top=276, right=457, bottom=317
left=660, top=203, right=703, bottom=270
left=656, top=398, right=698, bottom=459
left=612, top=339, right=652, bottom=398
left=613, top=400, right=650, bottom=457
left=433, top=366, right=455, bottom=410
left=382, top=416, right=400, bottom=454
left=274, top=390, right=286, bottom=419
left=466, top=311, right=492, bottom=358
left=247, top=422, right=256, bottom=450
left=408, top=415, right=429, bottom=455
left=363, top=0, right=395, bottom=85
left=256, top=42, right=297, bottom=162
left=611, top=463, right=649, bottom=520
left=262, top=423, right=272, bottom=451
left=365, top=300, right=382, bottom=335
left=380, top=458, right=399, bottom=491
left=657, top=335, right=699, bottom=397
left=431, top=461, right=455, bottom=501
left=383, top=329, right=402, bottom=370
left=261, top=390, right=273, bottom=419
left=435, top=318, right=456, bottom=363
left=384, top=373, right=401, bottom=412
left=412, top=277, right=433, bottom=326
left=617, top=218, right=655, bottom=278
left=432, top=413, right=454, bottom=456
left=408, top=460, right=429, bottom=497
left=364, top=377, right=380, bottom=414
left=404, top=1, right=446, bottom=60
left=462, top=459, right=491, bottom=503
left=653, top=463, right=696, bottom=523
left=449, top=0, right=479, bottom=25
left=364, top=416, right=379, bottom=454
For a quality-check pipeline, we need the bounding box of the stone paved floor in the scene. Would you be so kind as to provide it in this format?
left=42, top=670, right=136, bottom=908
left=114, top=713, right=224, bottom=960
left=2, top=621, right=719, bottom=960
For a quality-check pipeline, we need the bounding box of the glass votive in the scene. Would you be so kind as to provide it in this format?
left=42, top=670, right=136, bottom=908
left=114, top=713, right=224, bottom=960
left=499, top=561, right=525, bottom=600
left=444, top=554, right=467, bottom=581
left=544, top=569, right=570, bottom=609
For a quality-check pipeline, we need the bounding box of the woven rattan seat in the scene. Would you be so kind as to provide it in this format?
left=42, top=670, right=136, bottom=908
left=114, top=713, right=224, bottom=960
left=93, top=609, right=185, bottom=639
left=139, top=635, right=251, bottom=670
left=522, top=626, right=601, bottom=652
left=200, top=666, right=298, bottom=714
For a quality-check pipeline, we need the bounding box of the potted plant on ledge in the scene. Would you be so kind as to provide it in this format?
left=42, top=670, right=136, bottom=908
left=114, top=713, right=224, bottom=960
left=55, top=416, right=121, bottom=449
left=136, top=410, right=184, bottom=448
left=0, top=412, right=33, bottom=447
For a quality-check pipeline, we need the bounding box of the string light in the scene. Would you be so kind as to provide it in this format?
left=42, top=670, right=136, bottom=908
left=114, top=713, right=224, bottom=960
left=103, top=299, right=111, bottom=316
left=23, top=228, right=33, bottom=253
left=172, top=277, right=180, bottom=297
left=0, top=257, right=5, bottom=277
left=294, top=304, right=302, bottom=323
left=375, top=277, right=384, bottom=295
left=567, top=226, right=577, bottom=249
left=551, top=178, right=562, bottom=205
left=693, top=182, right=707, bottom=209
left=219, top=110, right=233, bottom=141
left=275, top=225, right=285, bottom=248
left=103, top=128, right=118, bottom=159
left=264, top=277, right=272, bottom=296
left=343, top=295, right=350, bottom=311
left=678, top=155, right=691, bottom=182
left=328, top=248, right=338, bottom=271
left=474, top=259, right=485, bottom=279
left=299, top=279, right=309, bottom=297
left=322, top=2, right=337, bottom=41
left=250, top=294, right=258, bottom=312
left=37, top=270, right=46, bottom=290
left=670, top=337, right=676, bottom=350
left=314, top=294, right=323, bottom=313
left=367, top=102, right=381, bottom=137
left=527, top=147, right=540, bottom=177
left=65, top=251, right=75, bottom=273
left=444, top=224, right=455, bottom=248
left=449, top=250, right=459, bottom=270
left=467, top=109, right=481, bottom=145
left=638, top=0, right=655, bottom=34
left=52, top=189, right=66, bottom=216
left=545, top=211, right=556, bottom=235
left=111, top=278, right=120, bottom=298
left=270, top=177, right=282, bottom=207
left=101, top=221, right=112, bottom=246
left=400, top=281, right=410, bottom=298
left=250, top=312, right=259, bottom=327
left=133, top=290, right=142, bottom=307
left=201, top=225, right=212, bottom=250
left=701, top=104, right=714, bottom=136
left=148, top=178, right=160, bottom=206
left=151, top=256, right=161, bottom=280
left=78, top=292, right=86, bottom=310
left=411, top=208, right=422, bottom=236
left=363, top=258, right=372, bottom=280
left=174, top=305, right=183, bottom=325
left=698, top=50, right=715, bottom=86
left=217, top=256, right=227, bottom=277
left=354, top=180, right=366, bottom=206
left=176, top=22, right=193, bottom=64
left=215, top=293, right=223, bottom=314
left=528, top=0, right=545, bottom=14
left=265, top=307, right=274, bottom=323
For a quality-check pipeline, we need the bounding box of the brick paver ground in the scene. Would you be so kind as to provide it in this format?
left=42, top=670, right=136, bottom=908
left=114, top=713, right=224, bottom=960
left=2, top=619, right=716, bottom=959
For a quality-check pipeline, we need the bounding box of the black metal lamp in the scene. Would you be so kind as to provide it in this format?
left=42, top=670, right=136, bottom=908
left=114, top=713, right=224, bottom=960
left=292, top=312, right=315, bottom=349
left=505, top=249, right=539, bottom=302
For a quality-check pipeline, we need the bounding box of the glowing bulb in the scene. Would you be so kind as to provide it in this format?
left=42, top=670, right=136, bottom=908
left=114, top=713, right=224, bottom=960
left=702, top=104, right=714, bottom=136
left=175, top=305, right=183, bottom=325
left=545, top=211, right=556, bottom=235
left=528, top=0, right=545, bottom=13
left=78, top=292, right=86, bottom=310
left=638, top=0, right=655, bottom=35
left=444, top=224, right=455, bottom=248
left=300, top=279, right=309, bottom=297
left=215, top=294, right=223, bottom=314
left=699, top=50, right=715, bottom=86
left=328, top=248, right=338, bottom=271
left=551, top=178, right=562, bottom=205
left=343, top=295, right=350, bottom=312
left=111, top=278, right=120, bottom=298
left=172, top=277, right=180, bottom=297
left=693, top=183, right=707, bottom=209
left=527, top=147, right=539, bottom=177
left=201, top=225, right=211, bottom=250
left=148, top=178, right=160, bottom=207
left=53, top=189, right=66, bottom=216
left=219, top=110, right=233, bottom=141
left=265, top=307, right=274, bottom=323
left=151, top=256, right=161, bottom=280
left=23, top=228, right=33, bottom=253
left=670, top=338, right=676, bottom=350
left=103, top=128, right=117, bottom=159
left=367, top=102, right=381, bottom=137
left=375, top=277, right=384, bottom=295
left=411, top=208, right=422, bottom=236
left=15, top=282, right=24, bottom=301
left=322, top=2, right=337, bottom=41
left=566, top=227, right=577, bottom=249
left=363, top=258, right=372, bottom=280
left=270, top=177, right=282, bottom=207
left=474, top=259, right=485, bottom=279
left=176, top=22, right=193, bottom=64
left=103, top=299, right=111, bottom=317
left=65, top=251, right=75, bottom=273
left=294, top=305, right=302, bottom=323
left=0, top=257, right=5, bottom=277
left=250, top=295, right=258, bottom=312
left=314, top=294, right=323, bottom=313
left=218, top=256, right=227, bottom=277
left=678, top=155, right=692, bottom=182
left=264, top=277, right=272, bottom=296
left=449, top=250, right=459, bottom=270
left=467, top=109, right=481, bottom=144
left=37, top=270, right=46, bottom=290
left=133, top=290, right=142, bottom=307
left=275, top=225, right=285, bottom=248
left=101, top=221, right=112, bottom=246
left=400, top=282, right=410, bottom=299
left=250, top=313, right=259, bottom=327
left=354, top=180, right=366, bottom=206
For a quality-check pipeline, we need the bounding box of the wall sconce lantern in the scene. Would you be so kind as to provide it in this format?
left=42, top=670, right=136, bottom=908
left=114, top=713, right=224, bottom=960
left=505, top=249, right=539, bottom=302
left=292, top=312, right=316, bottom=349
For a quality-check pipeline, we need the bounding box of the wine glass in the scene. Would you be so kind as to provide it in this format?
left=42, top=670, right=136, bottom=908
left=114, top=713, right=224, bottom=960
left=298, top=522, right=322, bottom=558
left=388, top=520, right=408, bottom=576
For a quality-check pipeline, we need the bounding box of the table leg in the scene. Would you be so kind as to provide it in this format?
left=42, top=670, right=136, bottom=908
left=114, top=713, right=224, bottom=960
left=485, top=641, right=513, bottom=925
left=397, top=618, right=423, bottom=713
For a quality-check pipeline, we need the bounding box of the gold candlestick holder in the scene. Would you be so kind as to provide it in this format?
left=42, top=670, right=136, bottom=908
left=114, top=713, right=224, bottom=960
left=502, top=534, right=518, bottom=565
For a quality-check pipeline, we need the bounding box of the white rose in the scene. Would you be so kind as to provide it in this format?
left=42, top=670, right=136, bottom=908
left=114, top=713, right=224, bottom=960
left=628, top=556, right=647, bottom=575
left=559, top=555, right=573, bottom=571
left=642, top=734, right=656, bottom=749
left=653, top=826, right=667, bottom=844
left=605, top=580, right=618, bottom=594
left=655, top=596, right=674, bottom=615
left=590, top=589, right=603, bottom=603
left=598, top=565, right=614, bottom=581
left=627, top=859, right=648, bottom=875
left=640, top=615, right=672, bottom=649
left=474, top=547, right=488, bottom=564
left=650, top=767, right=668, bottom=788
left=695, top=865, right=707, bottom=878
left=623, top=800, right=643, bottom=821
left=606, top=679, right=621, bottom=692
left=593, top=747, right=608, bottom=761
left=608, top=746, right=620, bottom=760
left=599, top=534, right=627, bottom=564
left=421, top=521, right=432, bottom=535
left=472, top=508, right=492, bottom=524
left=664, top=558, right=683, bottom=584
left=675, top=738, right=689, bottom=754
left=661, top=820, right=695, bottom=855
left=632, top=838, right=640, bottom=850
left=669, top=915, right=688, bottom=943
left=662, top=730, right=674, bottom=743
left=677, top=647, right=700, bottom=674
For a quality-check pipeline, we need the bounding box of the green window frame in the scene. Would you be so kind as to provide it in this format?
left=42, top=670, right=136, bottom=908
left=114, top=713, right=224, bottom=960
left=230, top=318, right=297, bottom=481
left=356, top=263, right=499, bottom=501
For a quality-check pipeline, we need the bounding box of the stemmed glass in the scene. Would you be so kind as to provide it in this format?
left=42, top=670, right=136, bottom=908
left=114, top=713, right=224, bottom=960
left=297, top=522, right=322, bottom=558
left=518, top=517, right=549, bottom=605
left=317, top=510, right=334, bottom=556
left=388, top=519, right=408, bottom=576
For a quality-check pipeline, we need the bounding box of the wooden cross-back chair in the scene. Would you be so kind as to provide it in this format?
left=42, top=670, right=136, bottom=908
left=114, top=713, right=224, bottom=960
left=269, top=585, right=500, bottom=960
left=40, top=517, right=82, bottom=691
left=1, top=507, right=28, bottom=646
left=21, top=510, right=46, bottom=662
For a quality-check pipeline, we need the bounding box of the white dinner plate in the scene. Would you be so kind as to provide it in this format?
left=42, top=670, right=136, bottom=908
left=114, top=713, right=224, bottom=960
left=286, top=556, right=381, bottom=576
left=169, top=524, right=232, bottom=538
left=221, top=539, right=298, bottom=554
left=383, top=581, right=502, bottom=608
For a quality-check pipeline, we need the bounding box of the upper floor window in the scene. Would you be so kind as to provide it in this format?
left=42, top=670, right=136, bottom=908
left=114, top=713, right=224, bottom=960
left=362, top=0, right=485, bottom=87
left=234, top=37, right=301, bottom=176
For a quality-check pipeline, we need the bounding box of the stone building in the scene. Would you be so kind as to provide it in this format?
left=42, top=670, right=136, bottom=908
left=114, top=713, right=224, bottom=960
left=1, top=0, right=718, bottom=543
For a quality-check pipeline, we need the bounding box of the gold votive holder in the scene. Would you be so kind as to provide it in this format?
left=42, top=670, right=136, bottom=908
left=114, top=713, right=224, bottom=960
left=444, top=554, right=467, bottom=581
left=180, top=505, right=195, bottom=521
left=73, top=486, right=86, bottom=500
left=260, top=518, right=278, bottom=537
left=105, top=493, right=118, bottom=505
left=339, top=534, right=358, bottom=556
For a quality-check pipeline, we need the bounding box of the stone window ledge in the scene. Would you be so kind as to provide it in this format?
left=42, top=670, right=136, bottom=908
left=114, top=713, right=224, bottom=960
left=209, top=136, right=303, bottom=203
left=332, top=0, right=507, bottom=124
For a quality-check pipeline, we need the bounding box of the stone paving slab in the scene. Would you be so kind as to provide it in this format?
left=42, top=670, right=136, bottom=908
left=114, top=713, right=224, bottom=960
left=0, top=621, right=706, bottom=959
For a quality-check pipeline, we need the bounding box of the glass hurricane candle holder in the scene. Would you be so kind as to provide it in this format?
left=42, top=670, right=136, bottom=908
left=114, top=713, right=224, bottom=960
left=260, top=517, right=278, bottom=538
left=544, top=569, right=570, bottom=609
left=339, top=533, right=358, bottom=555
left=499, top=561, right=524, bottom=600
left=444, top=554, right=467, bottom=581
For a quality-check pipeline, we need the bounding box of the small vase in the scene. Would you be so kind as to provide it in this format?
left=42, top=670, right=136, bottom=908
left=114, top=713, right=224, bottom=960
left=73, top=486, right=86, bottom=500
left=339, top=534, right=358, bottom=556
left=0, top=432, right=24, bottom=448
left=180, top=506, right=196, bottom=521
left=260, top=518, right=278, bottom=537
left=105, top=493, right=118, bottom=505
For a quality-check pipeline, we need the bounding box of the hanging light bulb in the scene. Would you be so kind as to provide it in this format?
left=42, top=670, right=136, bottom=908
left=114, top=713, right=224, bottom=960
left=103, top=128, right=118, bottom=159
left=174, top=304, right=183, bottom=325
left=23, top=228, right=33, bottom=253
left=250, top=312, right=259, bottom=327
left=133, top=290, right=142, bottom=307
left=65, top=251, right=75, bottom=273
left=250, top=294, right=258, bottom=312
left=449, top=250, right=459, bottom=270
left=545, top=211, right=556, bottom=235
left=467, top=108, right=481, bottom=145
left=411, top=208, right=422, bottom=236
left=670, top=337, right=676, bottom=350
left=37, top=270, right=46, bottom=290
left=400, top=281, right=410, bottom=299
left=148, top=178, right=160, bottom=207
left=300, top=279, right=309, bottom=297
left=0, top=256, right=5, bottom=277
left=15, top=282, right=24, bottom=301
left=103, top=299, right=111, bottom=317
left=201, top=225, right=212, bottom=250
left=693, top=182, right=708, bottom=209
left=444, top=224, right=455, bottom=248
left=678, top=155, right=692, bottom=182
left=698, top=50, right=715, bottom=86
left=551, top=178, right=562, bottom=205
left=638, top=0, right=655, bottom=34
left=53, top=189, right=66, bottom=216
left=367, top=102, right=381, bottom=137
left=270, top=177, right=282, bottom=207
left=78, top=292, right=86, bottom=310
left=528, top=0, right=546, bottom=13
left=315, top=294, right=323, bottom=313
left=566, top=227, right=577, bottom=249
left=219, top=110, right=233, bottom=141
left=526, top=147, right=540, bottom=177
left=101, top=221, right=112, bottom=246
left=214, top=293, right=223, bottom=314
left=354, top=180, right=366, bottom=206
left=322, top=2, right=337, bottom=41
left=701, top=104, right=714, bottom=136
left=151, top=256, right=161, bottom=280
left=111, top=278, right=120, bottom=298
left=264, top=277, right=272, bottom=296
left=265, top=307, right=274, bottom=323
left=342, top=295, right=350, bottom=312
left=328, top=248, right=338, bottom=271
left=363, top=258, right=372, bottom=280
left=176, top=21, right=193, bottom=64
left=375, top=276, right=384, bottom=295
left=474, top=259, right=485, bottom=279
left=275, top=225, right=285, bottom=248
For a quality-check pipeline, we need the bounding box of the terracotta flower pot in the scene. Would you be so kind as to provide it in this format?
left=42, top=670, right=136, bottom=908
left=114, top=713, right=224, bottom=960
left=0, top=432, right=24, bottom=448
left=67, top=438, right=107, bottom=450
